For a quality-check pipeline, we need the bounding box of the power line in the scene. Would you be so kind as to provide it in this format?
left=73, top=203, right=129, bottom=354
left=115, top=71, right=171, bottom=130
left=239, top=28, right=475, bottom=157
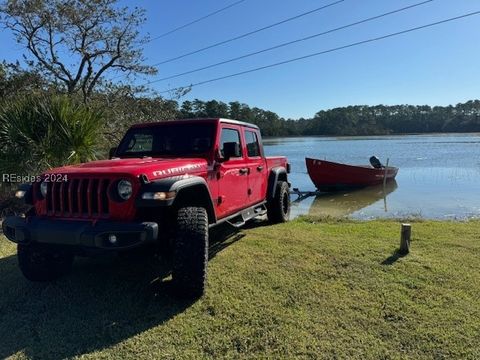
left=154, top=10, right=480, bottom=94
left=147, top=0, right=434, bottom=84
left=151, top=0, right=345, bottom=66
left=147, top=0, right=248, bottom=42
left=110, top=1, right=247, bottom=81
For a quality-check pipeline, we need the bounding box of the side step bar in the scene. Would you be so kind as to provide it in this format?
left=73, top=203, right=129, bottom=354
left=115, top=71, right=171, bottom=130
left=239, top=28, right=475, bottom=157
left=212, top=202, right=267, bottom=229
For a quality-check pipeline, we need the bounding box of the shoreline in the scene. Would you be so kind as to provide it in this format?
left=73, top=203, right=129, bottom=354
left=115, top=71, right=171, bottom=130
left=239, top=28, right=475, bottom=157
left=263, top=132, right=480, bottom=139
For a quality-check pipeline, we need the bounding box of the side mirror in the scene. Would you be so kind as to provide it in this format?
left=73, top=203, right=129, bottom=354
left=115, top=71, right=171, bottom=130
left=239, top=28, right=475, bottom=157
left=222, top=142, right=241, bottom=161
left=109, top=147, right=117, bottom=159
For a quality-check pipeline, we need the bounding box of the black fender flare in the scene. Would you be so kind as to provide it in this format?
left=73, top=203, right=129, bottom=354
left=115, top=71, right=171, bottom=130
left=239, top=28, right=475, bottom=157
left=135, top=176, right=216, bottom=223
left=267, top=167, right=288, bottom=199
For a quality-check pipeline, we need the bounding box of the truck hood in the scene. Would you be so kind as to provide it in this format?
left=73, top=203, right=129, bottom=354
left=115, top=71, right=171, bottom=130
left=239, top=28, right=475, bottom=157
left=45, top=158, right=208, bottom=180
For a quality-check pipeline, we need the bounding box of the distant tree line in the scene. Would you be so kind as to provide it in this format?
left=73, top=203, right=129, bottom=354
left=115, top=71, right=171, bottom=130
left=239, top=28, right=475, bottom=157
left=179, top=99, right=294, bottom=137
left=178, top=99, right=480, bottom=137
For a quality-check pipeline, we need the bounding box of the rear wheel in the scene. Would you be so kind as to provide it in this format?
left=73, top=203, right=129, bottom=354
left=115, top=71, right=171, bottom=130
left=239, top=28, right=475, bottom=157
left=172, top=207, right=209, bottom=298
left=17, top=243, right=74, bottom=281
left=267, top=181, right=290, bottom=223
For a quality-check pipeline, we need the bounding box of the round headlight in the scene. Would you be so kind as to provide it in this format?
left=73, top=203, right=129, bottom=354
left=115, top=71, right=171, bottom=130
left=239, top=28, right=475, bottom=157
left=117, top=180, right=132, bottom=200
left=40, top=181, right=48, bottom=197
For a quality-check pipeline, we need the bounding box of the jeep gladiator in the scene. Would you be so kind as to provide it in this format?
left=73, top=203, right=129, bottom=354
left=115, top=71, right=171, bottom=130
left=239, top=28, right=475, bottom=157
left=3, top=118, right=290, bottom=297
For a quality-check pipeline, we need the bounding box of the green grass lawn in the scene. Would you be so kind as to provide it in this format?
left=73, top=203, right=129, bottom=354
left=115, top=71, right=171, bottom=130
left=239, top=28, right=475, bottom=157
left=0, top=218, right=479, bottom=359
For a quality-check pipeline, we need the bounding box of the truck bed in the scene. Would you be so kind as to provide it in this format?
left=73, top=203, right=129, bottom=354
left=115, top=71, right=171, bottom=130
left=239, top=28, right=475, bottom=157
left=266, top=156, right=288, bottom=170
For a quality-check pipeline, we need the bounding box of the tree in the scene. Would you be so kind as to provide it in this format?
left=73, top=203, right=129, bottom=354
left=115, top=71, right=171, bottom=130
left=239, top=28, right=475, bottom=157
left=0, top=95, right=104, bottom=175
left=0, top=61, right=47, bottom=100
left=90, top=84, right=179, bottom=144
left=204, top=100, right=229, bottom=118
left=0, top=0, right=156, bottom=101
left=180, top=101, right=195, bottom=118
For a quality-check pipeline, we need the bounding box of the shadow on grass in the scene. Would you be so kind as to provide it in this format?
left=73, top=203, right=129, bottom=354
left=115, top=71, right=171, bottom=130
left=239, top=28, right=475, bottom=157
left=0, top=223, right=245, bottom=359
left=209, top=224, right=246, bottom=260
left=381, top=249, right=408, bottom=265
left=242, top=217, right=274, bottom=230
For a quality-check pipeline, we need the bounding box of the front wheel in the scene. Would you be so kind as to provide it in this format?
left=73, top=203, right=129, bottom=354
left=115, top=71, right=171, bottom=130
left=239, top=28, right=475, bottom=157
left=267, top=181, right=290, bottom=223
left=17, top=244, right=74, bottom=281
left=172, top=207, right=209, bottom=298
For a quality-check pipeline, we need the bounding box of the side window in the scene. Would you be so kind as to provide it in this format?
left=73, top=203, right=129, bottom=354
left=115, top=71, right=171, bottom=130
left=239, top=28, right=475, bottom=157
left=245, top=130, right=260, bottom=157
left=220, top=128, right=242, bottom=157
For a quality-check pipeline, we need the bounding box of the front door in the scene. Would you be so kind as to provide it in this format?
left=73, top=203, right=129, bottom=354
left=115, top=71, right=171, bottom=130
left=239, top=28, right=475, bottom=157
left=216, top=126, right=249, bottom=218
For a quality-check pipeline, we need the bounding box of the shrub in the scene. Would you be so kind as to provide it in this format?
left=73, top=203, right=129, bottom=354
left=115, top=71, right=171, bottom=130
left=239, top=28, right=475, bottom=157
left=0, top=95, right=104, bottom=176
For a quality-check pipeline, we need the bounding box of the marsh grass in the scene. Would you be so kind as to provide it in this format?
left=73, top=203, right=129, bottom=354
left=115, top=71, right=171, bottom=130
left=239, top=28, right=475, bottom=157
left=0, top=219, right=479, bottom=359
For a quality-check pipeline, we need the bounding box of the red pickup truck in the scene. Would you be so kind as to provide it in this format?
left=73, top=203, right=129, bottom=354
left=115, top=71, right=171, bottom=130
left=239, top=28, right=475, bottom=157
left=3, top=118, right=290, bottom=297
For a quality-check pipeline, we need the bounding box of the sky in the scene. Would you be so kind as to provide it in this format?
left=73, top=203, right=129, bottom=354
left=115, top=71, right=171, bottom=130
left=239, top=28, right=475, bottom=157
left=1, top=0, right=479, bottom=119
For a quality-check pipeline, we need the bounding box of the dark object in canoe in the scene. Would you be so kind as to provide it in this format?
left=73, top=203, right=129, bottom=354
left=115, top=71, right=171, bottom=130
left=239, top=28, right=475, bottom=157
left=369, top=155, right=383, bottom=169
left=306, top=157, right=398, bottom=192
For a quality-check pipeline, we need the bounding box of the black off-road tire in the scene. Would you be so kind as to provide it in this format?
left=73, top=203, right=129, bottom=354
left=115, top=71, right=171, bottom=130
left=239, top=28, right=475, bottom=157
left=172, top=207, right=209, bottom=298
left=17, top=243, right=74, bottom=281
left=267, top=181, right=290, bottom=223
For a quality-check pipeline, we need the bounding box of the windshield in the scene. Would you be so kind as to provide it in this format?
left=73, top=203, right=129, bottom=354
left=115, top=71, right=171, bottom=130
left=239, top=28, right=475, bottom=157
left=116, top=122, right=216, bottom=158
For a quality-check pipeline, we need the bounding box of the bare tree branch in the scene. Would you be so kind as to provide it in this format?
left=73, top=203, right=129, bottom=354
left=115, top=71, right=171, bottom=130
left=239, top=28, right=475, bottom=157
left=46, top=22, right=73, bottom=84
left=0, top=0, right=156, bottom=101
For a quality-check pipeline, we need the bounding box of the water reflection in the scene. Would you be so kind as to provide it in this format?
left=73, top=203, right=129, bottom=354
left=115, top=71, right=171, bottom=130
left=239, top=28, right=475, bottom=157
left=306, top=180, right=398, bottom=218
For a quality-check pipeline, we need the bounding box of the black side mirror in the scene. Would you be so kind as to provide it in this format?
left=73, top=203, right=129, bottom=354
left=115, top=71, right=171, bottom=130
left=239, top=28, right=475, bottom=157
left=109, top=147, right=117, bottom=159
left=222, top=142, right=241, bottom=161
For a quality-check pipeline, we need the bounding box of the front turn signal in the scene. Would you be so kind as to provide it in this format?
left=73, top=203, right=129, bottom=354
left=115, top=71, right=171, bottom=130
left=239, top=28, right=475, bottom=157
left=141, top=191, right=176, bottom=201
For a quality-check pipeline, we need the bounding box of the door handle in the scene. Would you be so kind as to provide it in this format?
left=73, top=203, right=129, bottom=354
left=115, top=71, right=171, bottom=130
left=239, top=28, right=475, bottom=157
left=257, top=166, right=264, bottom=171
left=239, top=168, right=249, bottom=175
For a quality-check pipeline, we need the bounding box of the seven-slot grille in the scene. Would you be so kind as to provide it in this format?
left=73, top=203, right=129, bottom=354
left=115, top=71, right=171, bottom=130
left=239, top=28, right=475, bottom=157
left=46, top=178, right=111, bottom=218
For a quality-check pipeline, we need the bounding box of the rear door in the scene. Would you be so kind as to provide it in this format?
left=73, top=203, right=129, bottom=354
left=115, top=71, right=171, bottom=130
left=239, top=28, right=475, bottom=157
left=244, top=129, right=267, bottom=206
left=216, top=125, right=249, bottom=218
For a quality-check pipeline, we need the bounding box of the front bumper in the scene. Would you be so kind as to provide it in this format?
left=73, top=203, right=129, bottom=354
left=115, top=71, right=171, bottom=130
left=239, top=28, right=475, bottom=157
left=2, top=216, right=158, bottom=250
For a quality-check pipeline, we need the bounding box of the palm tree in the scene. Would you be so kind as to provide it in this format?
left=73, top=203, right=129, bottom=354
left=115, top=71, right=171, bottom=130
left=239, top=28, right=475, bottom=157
left=0, top=95, right=103, bottom=176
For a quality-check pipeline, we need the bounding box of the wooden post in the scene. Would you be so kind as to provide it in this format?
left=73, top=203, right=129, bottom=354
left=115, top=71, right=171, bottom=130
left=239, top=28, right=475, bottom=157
left=383, top=158, right=390, bottom=188
left=400, top=223, right=411, bottom=255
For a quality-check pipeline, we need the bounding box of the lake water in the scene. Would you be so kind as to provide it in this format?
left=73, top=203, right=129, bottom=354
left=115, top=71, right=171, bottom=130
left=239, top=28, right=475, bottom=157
left=263, top=134, right=480, bottom=220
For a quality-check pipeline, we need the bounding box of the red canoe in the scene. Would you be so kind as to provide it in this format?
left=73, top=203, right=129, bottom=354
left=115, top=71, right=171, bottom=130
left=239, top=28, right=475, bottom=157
left=306, top=157, right=398, bottom=192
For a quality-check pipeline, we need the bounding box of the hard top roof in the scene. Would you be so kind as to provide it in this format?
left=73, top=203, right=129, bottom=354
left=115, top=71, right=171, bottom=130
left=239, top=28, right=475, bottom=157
left=131, top=118, right=259, bottom=130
